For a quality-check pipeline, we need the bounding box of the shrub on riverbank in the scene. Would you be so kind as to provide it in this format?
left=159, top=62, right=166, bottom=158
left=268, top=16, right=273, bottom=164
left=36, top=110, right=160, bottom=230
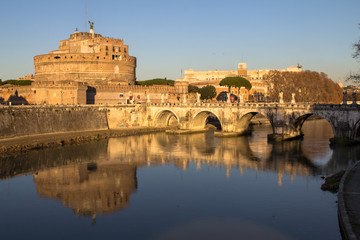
left=321, top=170, right=345, bottom=192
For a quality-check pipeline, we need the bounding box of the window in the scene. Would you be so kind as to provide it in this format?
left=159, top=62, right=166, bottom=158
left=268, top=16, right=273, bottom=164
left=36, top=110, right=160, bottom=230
left=106, top=46, right=109, bottom=51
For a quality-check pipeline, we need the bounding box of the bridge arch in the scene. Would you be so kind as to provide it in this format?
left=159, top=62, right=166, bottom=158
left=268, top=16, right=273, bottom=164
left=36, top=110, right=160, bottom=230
left=191, top=110, right=222, bottom=130
left=352, top=118, right=360, bottom=140
left=154, top=109, right=179, bottom=127
left=293, top=113, right=335, bottom=137
left=233, top=111, right=271, bottom=134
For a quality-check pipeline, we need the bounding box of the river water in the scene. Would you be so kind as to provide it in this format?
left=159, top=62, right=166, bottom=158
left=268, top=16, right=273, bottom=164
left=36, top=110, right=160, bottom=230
left=0, top=119, right=359, bottom=239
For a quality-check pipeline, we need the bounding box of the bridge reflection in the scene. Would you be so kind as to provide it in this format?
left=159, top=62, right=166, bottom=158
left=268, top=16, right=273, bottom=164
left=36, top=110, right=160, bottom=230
left=0, top=123, right=358, bottom=218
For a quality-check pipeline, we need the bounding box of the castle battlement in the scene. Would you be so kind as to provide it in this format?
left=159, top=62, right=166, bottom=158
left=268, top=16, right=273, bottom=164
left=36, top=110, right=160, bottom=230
left=34, top=54, right=136, bottom=64
left=69, top=32, right=102, bottom=40
left=32, top=80, right=88, bottom=88
left=93, top=84, right=176, bottom=93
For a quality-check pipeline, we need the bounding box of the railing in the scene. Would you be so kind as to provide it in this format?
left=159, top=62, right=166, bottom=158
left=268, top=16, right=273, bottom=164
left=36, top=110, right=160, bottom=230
left=145, top=102, right=315, bottom=109
left=1, top=102, right=359, bottom=111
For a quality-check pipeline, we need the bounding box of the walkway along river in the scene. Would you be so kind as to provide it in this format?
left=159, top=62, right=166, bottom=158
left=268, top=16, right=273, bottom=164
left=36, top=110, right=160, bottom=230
left=0, top=119, right=358, bottom=239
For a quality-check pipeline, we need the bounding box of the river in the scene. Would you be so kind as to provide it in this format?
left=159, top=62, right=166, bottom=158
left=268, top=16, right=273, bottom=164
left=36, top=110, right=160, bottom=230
left=0, top=119, right=358, bottom=239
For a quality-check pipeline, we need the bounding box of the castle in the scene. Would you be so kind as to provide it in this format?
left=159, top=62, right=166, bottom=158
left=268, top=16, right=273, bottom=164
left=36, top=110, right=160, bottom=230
left=34, top=27, right=136, bottom=85
left=0, top=24, right=187, bottom=105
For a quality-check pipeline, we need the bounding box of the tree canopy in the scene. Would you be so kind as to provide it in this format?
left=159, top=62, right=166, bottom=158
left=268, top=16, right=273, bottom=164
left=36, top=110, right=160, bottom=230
left=219, top=77, right=252, bottom=92
left=136, top=78, right=175, bottom=86
left=188, top=84, right=200, bottom=93
left=263, top=70, right=342, bottom=103
left=0, top=80, right=33, bottom=86
left=199, top=85, right=217, bottom=100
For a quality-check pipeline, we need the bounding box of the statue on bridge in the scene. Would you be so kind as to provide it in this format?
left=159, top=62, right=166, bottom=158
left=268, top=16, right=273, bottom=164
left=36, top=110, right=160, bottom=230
left=343, top=91, right=348, bottom=105
left=352, top=91, right=357, bottom=106
left=196, top=93, right=201, bottom=103
left=291, top=93, right=296, bottom=104
left=279, top=92, right=284, bottom=104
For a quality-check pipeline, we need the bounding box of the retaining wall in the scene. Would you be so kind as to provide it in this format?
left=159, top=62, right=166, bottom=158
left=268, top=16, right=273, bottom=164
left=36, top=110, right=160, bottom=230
left=0, top=106, right=109, bottom=139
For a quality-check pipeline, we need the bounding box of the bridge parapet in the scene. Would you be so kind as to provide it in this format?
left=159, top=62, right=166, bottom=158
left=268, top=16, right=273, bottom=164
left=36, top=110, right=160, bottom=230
left=147, top=102, right=314, bottom=109
left=314, top=104, right=360, bottom=110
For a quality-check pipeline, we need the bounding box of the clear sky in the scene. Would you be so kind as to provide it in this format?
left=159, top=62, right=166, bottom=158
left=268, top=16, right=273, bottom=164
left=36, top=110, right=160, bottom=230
left=0, top=0, right=359, bottom=85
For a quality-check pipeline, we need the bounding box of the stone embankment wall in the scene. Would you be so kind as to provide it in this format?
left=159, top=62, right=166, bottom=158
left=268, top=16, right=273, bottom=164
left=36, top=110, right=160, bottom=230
left=0, top=106, right=109, bottom=139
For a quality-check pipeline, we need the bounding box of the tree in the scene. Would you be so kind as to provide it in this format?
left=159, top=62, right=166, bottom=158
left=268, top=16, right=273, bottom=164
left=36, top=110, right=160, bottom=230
left=0, top=80, right=33, bottom=86
left=219, top=77, right=252, bottom=93
left=188, top=84, right=200, bottom=93
left=349, top=24, right=360, bottom=82
left=200, top=85, right=217, bottom=100
left=263, top=70, right=342, bottom=103
left=136, top=78, right=175, bottom=86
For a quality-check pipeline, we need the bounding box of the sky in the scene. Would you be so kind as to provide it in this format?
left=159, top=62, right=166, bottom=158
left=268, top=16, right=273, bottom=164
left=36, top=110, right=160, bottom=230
left=0, top=0, right=359, bottom=85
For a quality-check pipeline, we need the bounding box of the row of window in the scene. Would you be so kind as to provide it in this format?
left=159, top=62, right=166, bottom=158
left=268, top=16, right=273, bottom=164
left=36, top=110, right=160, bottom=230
left=49, top=55, right=133, bottom=61
left=105, top=46, right=127, bottom=53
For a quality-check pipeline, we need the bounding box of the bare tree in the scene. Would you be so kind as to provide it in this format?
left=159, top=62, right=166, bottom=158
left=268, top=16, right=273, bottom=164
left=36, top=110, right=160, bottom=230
left=348, top=24, right=360, bottom=82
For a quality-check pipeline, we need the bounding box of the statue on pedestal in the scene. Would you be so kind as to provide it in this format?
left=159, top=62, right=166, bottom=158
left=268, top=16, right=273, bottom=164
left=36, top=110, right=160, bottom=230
left=196, top=93, right=201, bottom=103
left=279, top=92, right=284, bottom=104
left=352, top=91, right=357, bottom=106
left=291, top=93, right=296, bottom=104
left=88, top=21, right=94, bottom=30
left=343, top=91, right=348, bottom=105
left=183, top=93, right=187, bottom=103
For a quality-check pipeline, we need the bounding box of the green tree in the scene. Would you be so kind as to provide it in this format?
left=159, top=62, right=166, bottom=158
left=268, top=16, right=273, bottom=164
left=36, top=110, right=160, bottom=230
left=0, top=80, right=33, bottom=86
left=136, top=78, right=175, bottom=86
left=219, top=77, right=252, bottom=93
left=188, top=84, right=200, bottom=93
left=200, top=85, right=217, bottom=100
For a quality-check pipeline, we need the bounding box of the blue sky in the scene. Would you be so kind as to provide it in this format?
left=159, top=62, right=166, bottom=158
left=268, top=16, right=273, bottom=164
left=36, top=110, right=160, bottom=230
left=0, top=0, right=359, bottom=85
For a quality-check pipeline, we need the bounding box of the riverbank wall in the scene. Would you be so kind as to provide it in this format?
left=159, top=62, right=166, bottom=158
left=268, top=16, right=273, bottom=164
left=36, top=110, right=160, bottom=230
left=0, top=106, right=108, bottom=138
left=0, top=105, right=150, bottom=139
left=0, top=105, right=165, bottom=155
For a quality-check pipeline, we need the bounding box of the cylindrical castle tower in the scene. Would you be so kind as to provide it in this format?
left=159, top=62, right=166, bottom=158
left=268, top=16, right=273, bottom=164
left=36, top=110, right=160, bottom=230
left=34, top=29, right=136, bottom=85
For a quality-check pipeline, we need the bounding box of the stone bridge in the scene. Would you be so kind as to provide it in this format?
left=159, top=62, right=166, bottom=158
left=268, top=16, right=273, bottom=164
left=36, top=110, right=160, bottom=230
left=1, top=103, right=359, bottom=144
left=142, top=102, right=360, bottom=143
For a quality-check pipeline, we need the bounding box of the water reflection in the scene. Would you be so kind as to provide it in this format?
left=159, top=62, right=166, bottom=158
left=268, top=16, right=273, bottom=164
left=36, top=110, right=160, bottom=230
left=34, top=163, right=137, bottom=218
left=0, top=120, right=358, bottom=219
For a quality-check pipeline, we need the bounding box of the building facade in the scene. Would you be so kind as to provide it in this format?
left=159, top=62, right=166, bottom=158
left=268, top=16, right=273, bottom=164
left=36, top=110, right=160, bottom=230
left=180, top=63, right=302, bottom=102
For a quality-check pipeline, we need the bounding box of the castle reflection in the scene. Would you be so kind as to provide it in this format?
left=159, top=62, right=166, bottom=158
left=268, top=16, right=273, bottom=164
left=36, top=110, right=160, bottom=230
left=1, top=120, right=358, bottom=218
left=34, top=163, right=137, bottom=217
